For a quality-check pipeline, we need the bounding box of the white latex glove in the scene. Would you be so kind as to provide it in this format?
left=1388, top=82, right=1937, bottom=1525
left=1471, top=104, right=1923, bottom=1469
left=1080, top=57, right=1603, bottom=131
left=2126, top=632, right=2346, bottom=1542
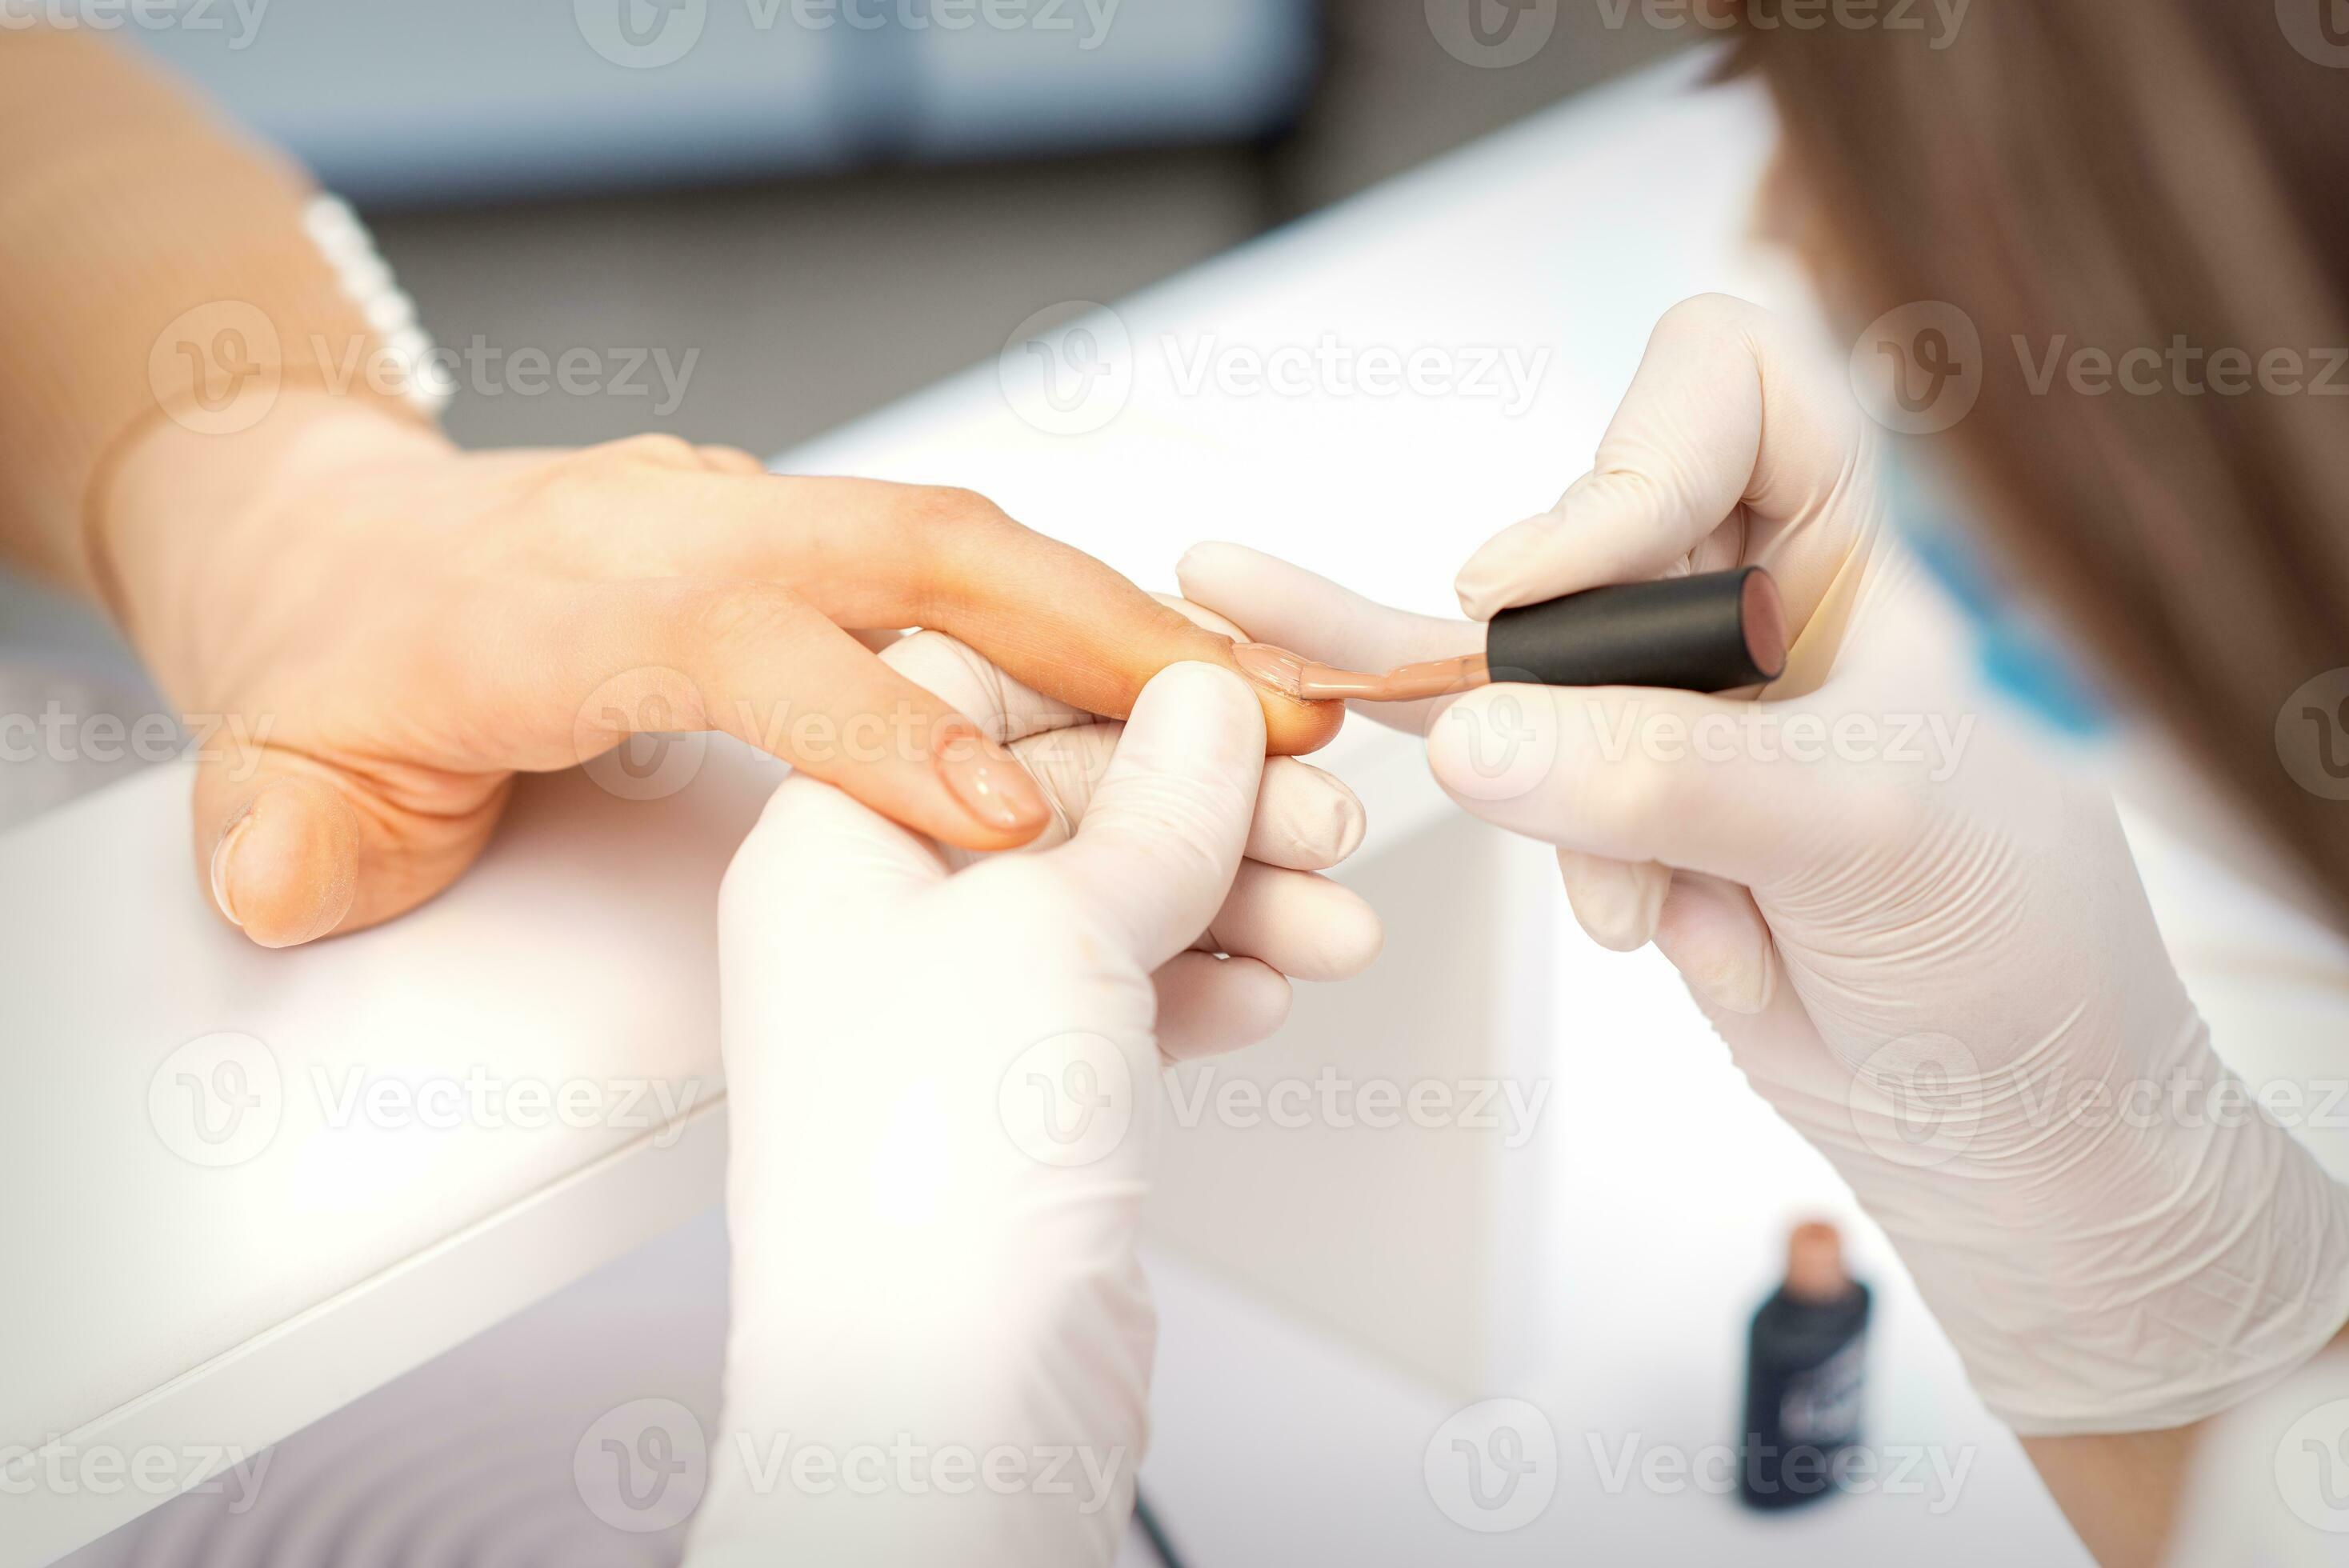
left=690, top=647, right=1379, bottom=1567
left=1181, top=294, right=2349, bottom=1436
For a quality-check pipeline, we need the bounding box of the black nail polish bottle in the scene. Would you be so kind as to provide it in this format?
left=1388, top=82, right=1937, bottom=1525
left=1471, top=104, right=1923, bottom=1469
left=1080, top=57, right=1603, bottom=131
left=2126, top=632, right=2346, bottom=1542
left=1738, top=1221, right=1871, bottom=1512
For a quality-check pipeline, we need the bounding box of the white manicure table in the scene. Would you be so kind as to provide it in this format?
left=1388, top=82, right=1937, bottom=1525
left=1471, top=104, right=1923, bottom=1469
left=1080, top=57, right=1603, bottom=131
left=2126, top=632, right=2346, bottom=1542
left=10, top=49, right=2349, bottom=1568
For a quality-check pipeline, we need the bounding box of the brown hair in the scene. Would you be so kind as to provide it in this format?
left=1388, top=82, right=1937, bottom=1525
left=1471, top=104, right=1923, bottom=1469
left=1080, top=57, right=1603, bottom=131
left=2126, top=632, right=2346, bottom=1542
left=1738, top=3, right=2349, bottom=926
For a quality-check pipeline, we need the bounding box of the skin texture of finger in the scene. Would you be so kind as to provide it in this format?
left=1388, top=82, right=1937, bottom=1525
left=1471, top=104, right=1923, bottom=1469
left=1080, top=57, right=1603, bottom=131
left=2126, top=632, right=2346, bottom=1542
left=1203, top=861, right=1383, bottom=982
left=1049, top=662, right=1267, bottom=974
left=696, top=445, right=770, bottom=476
left=1154, top=953, right=1293, bottom=1062
left=1177, top=541, right=1483, bottom=737
left=549, top=579, right=1053, bottom=854
left=1425, top=682, right=1806, bottom=890
left=1453, top=294, right=1871, bottom=637
left=674, top=475, right=1342, bottom=755
left=1651, top=871, right=1779, bottom=1016
left=1556, top=849, right=1670, bottom=952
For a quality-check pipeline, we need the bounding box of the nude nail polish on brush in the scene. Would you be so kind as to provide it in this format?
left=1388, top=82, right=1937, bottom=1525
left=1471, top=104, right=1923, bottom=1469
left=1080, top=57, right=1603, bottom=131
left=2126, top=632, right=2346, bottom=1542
left=1234, top=566, right=1788, bottom=702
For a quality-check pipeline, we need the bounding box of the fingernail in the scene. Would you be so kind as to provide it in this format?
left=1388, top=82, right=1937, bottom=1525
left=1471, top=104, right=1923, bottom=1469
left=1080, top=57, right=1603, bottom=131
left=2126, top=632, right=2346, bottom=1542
left=1455, top=513, right=1559, bottom=620
left=1231, top=642, right=1308, bottom=700
left=1327, top=789, right=1367, bottom=861
left=210, top=806, right=255, bottom=928
left=933, top=719, right=1050, bottom=836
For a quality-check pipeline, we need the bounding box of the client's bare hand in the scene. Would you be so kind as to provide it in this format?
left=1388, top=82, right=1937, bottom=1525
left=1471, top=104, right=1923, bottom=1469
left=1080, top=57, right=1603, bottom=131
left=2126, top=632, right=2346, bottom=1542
left=98, top=395, right=1339, bottom=947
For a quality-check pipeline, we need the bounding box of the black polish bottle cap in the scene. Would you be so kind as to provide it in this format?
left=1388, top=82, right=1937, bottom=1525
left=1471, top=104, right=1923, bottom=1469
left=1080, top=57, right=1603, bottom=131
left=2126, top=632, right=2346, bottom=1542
left=1483, top=566, right=1788, bottom=692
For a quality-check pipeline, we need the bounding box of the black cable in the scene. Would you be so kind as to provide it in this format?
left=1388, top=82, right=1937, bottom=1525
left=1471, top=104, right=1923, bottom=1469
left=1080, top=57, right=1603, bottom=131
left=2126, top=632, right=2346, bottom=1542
left=1133, top=1485, right=1190, bottom=1568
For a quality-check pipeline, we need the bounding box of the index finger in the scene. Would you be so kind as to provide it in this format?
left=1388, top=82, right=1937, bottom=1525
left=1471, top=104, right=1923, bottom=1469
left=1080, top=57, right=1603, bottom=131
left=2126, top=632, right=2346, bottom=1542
left=1453, top=294, right=1871, bottom=643
left=660, top=474, right=1346, bottom=756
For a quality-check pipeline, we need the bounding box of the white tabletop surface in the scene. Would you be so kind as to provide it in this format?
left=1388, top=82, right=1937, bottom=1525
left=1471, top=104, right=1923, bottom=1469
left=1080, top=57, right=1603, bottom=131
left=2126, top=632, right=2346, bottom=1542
left=12, top=46, right=2346, bottom=1566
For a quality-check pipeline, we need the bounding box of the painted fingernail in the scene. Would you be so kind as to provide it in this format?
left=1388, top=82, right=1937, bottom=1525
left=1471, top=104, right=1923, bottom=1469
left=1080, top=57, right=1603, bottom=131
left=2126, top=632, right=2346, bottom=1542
left=210, top=806, right=255, bottom=928
left=1231, top=642, right=1309, bottom=700
left=933, top=719, right=1050, bottom=836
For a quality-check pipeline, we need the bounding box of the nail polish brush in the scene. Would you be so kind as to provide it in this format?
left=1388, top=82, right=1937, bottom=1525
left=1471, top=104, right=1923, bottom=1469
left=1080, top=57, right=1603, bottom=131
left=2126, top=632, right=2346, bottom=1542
left=1234, top=566, right=1788, bottom=702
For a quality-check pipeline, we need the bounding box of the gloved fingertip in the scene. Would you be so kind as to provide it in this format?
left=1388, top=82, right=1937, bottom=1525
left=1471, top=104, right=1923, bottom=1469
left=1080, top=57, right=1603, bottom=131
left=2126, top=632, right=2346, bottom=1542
left=1172, top=540, right=1227, bottom=584
left=1708, top=951, right=1777, bottom=1016
left=1154, top=953, right=1292, bottom=1062
left=1142, top=658, right=1260, bottom=728
left=1561, top=854, right=1666, bottom=952
left=1330, top=789, right=1367, bottom=862
left=1455, top=512, right=1561, bottom=621
left=1651, top=875, right=1777, bottom=1016
left=1314, top=886, right=1386, bottom=978
left=1678, top=941, right=1775, bottom=1017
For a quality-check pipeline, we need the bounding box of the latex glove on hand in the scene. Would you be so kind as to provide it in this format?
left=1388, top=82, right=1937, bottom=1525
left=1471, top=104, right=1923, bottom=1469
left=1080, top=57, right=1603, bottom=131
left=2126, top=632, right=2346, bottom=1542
left=694, top=649, right=1379, bottom=1568
left=1182, top=294, right=2349, bottom=1438
left=874, top=606, right=1382, bottom=1056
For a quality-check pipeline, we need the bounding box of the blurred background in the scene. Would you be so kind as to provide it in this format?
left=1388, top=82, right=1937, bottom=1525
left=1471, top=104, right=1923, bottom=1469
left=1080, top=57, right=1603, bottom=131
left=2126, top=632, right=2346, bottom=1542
left=134, top=0, right=1688, bottom=456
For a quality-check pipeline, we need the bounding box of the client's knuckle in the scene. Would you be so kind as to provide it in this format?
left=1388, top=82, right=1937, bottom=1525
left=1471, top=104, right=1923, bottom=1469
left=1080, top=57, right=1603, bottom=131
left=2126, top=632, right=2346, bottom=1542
left=898, top=484, right=1013, bottom=538
left=601, top=432, right=703, bottom=471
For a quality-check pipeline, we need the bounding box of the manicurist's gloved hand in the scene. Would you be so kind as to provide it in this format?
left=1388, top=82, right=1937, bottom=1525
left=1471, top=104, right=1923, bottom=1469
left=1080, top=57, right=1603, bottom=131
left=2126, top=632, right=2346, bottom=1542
left=1182, top=294, right=2349, bottom=1439
left=693, top=650, right=1379, bottom=1567
left=101, top=395, right=1340, bottom=950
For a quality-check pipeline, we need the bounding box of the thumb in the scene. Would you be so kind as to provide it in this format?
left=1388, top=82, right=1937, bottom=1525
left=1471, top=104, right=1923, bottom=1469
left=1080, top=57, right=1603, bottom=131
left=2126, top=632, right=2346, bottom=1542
left=1426, top=681, right=1825, bottom=890
left=1452, top=295, right=1864, bottom=633
left=1044, top=661, right=1266, bottom=974
left=191, top=751, right=366, bottom=947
